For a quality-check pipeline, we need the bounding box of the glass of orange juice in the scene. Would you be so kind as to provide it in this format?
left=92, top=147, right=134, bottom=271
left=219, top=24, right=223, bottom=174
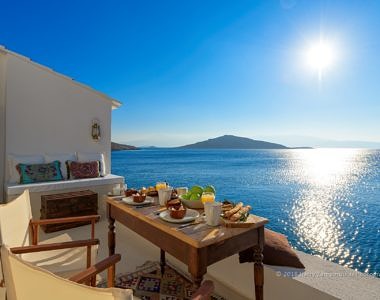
left=156, top=182, right=167, bottom=191
left=201, top=192, right=215, bottom=204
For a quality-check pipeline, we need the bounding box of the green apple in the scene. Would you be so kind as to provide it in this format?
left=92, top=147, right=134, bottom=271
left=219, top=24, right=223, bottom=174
left=204, top=185, right=216, bottom=194
left=190, top=185, right=203, bottom=195
left=190, top=193, right=200, bottom=201
left=181, top=192, right=191, bottom=200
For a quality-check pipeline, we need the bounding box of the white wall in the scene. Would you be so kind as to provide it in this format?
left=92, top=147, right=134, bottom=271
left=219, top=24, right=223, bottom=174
left=4, top=54, right=113, bottom=182
left=0, top=52, right=7, bottom=200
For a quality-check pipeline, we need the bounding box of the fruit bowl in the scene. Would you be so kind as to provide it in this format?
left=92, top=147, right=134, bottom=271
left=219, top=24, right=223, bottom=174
left=179, top=185, right=216, bottom=209
left=179, top=195, right=204, bottom=209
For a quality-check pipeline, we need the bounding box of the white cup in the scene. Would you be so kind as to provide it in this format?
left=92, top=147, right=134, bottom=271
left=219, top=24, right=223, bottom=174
left=176, top=187, right=188, bottom=196
left=112, top=184, right=121, bottom=196
left=158, top=187, right=173, bottom=206
left=204, top=202, right=222, bottom=226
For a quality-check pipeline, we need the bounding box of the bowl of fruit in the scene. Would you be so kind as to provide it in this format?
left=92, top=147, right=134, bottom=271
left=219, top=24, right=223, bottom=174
left=179, top=185, right=216, bottom=209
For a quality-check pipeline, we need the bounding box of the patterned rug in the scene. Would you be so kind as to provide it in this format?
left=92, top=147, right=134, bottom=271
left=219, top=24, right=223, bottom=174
left=99, top=261, right=225, bottom=300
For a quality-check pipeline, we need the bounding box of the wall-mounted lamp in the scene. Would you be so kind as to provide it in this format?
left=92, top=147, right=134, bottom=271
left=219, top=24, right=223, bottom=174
left=91, top=119, right=101, bottom=141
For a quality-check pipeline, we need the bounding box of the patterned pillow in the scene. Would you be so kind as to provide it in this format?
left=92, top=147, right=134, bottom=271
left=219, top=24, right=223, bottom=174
left=17, top=160, right=64, bottom=184
left=68, top=161, right=100, bottom=179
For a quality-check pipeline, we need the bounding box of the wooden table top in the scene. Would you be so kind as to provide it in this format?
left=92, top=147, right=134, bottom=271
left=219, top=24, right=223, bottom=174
left=106, top=197, right=268, bottom=249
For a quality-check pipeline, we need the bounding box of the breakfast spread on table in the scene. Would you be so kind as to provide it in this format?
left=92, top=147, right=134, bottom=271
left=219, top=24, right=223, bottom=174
left=118, top=183, right=255, bottom=226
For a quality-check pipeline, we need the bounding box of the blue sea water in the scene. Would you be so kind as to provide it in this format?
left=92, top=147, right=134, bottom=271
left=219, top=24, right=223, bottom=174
left=111, top=148, right=380, bottom=277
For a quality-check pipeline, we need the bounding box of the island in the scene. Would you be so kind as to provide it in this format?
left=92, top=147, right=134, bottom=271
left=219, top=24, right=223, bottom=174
left=178, top=135, right=292, bottom=149
left=111, top=142, right=139, bottom=151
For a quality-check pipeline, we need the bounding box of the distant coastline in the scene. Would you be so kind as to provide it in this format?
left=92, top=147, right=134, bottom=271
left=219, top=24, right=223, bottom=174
left=177, top=135, right=311, bottom=149
left=111, top=142, right=139, bottom=151
left=114, top=135, right=312, bottom=150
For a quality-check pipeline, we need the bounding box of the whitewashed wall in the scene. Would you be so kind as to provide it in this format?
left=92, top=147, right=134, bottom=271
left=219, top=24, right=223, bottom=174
left=4, top=53, right=113, bottom=183
left=0, top=52, right=7, bottom=200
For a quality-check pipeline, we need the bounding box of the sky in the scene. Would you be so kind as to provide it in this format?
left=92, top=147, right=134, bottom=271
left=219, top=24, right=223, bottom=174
left=1, top=0, right=380, bottom=147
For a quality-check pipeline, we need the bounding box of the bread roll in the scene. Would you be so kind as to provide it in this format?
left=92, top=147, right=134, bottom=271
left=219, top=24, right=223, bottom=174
left=229, top=205, right=251, bottom=222
left=224, top=202, right=243, bottom=218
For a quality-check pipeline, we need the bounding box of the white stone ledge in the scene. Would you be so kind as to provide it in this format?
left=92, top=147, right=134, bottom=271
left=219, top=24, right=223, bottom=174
left=206, top=250, right=380, bottom=299
left=270, top=250, right=380, bottom=300
left=5, top=174, right=124, bottom=196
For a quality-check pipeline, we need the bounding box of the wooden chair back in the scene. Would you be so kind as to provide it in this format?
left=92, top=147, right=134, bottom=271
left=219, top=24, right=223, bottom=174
left=1, top=245, right=133, bottom=300
left=0, top=190, right=32, bottom=248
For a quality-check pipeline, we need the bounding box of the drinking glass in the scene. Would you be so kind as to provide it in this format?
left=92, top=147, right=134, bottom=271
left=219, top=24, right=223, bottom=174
left=112, top=184, right=121, bottom=196
left=158, top=187, right=173, bottom=206
left=204, top=202, right=222, bottom=226
left=156, top=182, right=167, bottom=191
left=176, top=187, right=188, bottom=196
left=201, top=192, right=215, bottom=204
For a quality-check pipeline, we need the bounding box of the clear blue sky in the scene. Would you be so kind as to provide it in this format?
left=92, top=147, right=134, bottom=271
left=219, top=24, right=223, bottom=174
left=1, top=0, right=379, bottom=147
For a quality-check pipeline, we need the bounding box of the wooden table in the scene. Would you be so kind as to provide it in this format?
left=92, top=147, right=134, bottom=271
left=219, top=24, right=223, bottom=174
left=106, top=197, right=268, bottom=300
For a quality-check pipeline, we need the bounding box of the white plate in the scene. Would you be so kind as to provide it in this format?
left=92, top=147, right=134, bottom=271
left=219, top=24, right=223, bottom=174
left=159, top=209, right=200, bottom=224
left=121, top=196, right=154, bottom=206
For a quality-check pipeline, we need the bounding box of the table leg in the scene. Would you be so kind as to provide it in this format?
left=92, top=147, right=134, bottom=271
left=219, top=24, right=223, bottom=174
left=107, top=204, right=116, bottom=287
left=160, top=249, right=166, bottom=276
left=191, top=274, right=204, bottom=288
left=188, top=248, right=207, bottom=289
left=253, top=227, right=264, bottom=300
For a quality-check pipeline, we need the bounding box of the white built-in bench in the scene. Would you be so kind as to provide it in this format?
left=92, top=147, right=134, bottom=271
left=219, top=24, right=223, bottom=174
left=5, top=174, right=124, bottom=196
left=4, top=152, right=125, bottom=216
left=5, top=174, right=124, bottom=218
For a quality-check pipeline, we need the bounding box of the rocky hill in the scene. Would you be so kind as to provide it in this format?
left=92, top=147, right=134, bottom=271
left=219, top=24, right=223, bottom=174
left=111, top=142, right=139, bottom=151
left=179, top=135, right=289, bottom=149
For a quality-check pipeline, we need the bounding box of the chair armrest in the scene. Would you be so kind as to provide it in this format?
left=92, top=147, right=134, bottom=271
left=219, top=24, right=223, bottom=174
left=191, top=280, right=215, bottom=300
left=68, top=254, right=121, bottom=284
left=10, top=239, right=99, bottom=254
left=31, top=215, right=101, bottom=225
left=30, top=215, right=100, bottom=245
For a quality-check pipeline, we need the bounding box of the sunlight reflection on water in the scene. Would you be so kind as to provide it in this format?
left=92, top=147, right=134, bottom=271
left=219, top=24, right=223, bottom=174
left=112, top=148, right=380, bottom=276
left=287, top=149, right=370, bottom=269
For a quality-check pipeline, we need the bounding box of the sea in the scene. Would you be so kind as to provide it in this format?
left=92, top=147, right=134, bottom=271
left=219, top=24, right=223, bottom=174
left=111, top=148, right=380, bottom=277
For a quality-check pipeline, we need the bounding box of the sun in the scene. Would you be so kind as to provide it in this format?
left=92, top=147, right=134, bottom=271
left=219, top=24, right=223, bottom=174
left=305, top=39, right=335, bottom=78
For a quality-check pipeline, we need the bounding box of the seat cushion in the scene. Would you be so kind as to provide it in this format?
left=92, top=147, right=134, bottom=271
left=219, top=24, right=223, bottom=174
left=238, top=229, right=305, bottom=269
left=262, top=229, right=305, bottom=268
